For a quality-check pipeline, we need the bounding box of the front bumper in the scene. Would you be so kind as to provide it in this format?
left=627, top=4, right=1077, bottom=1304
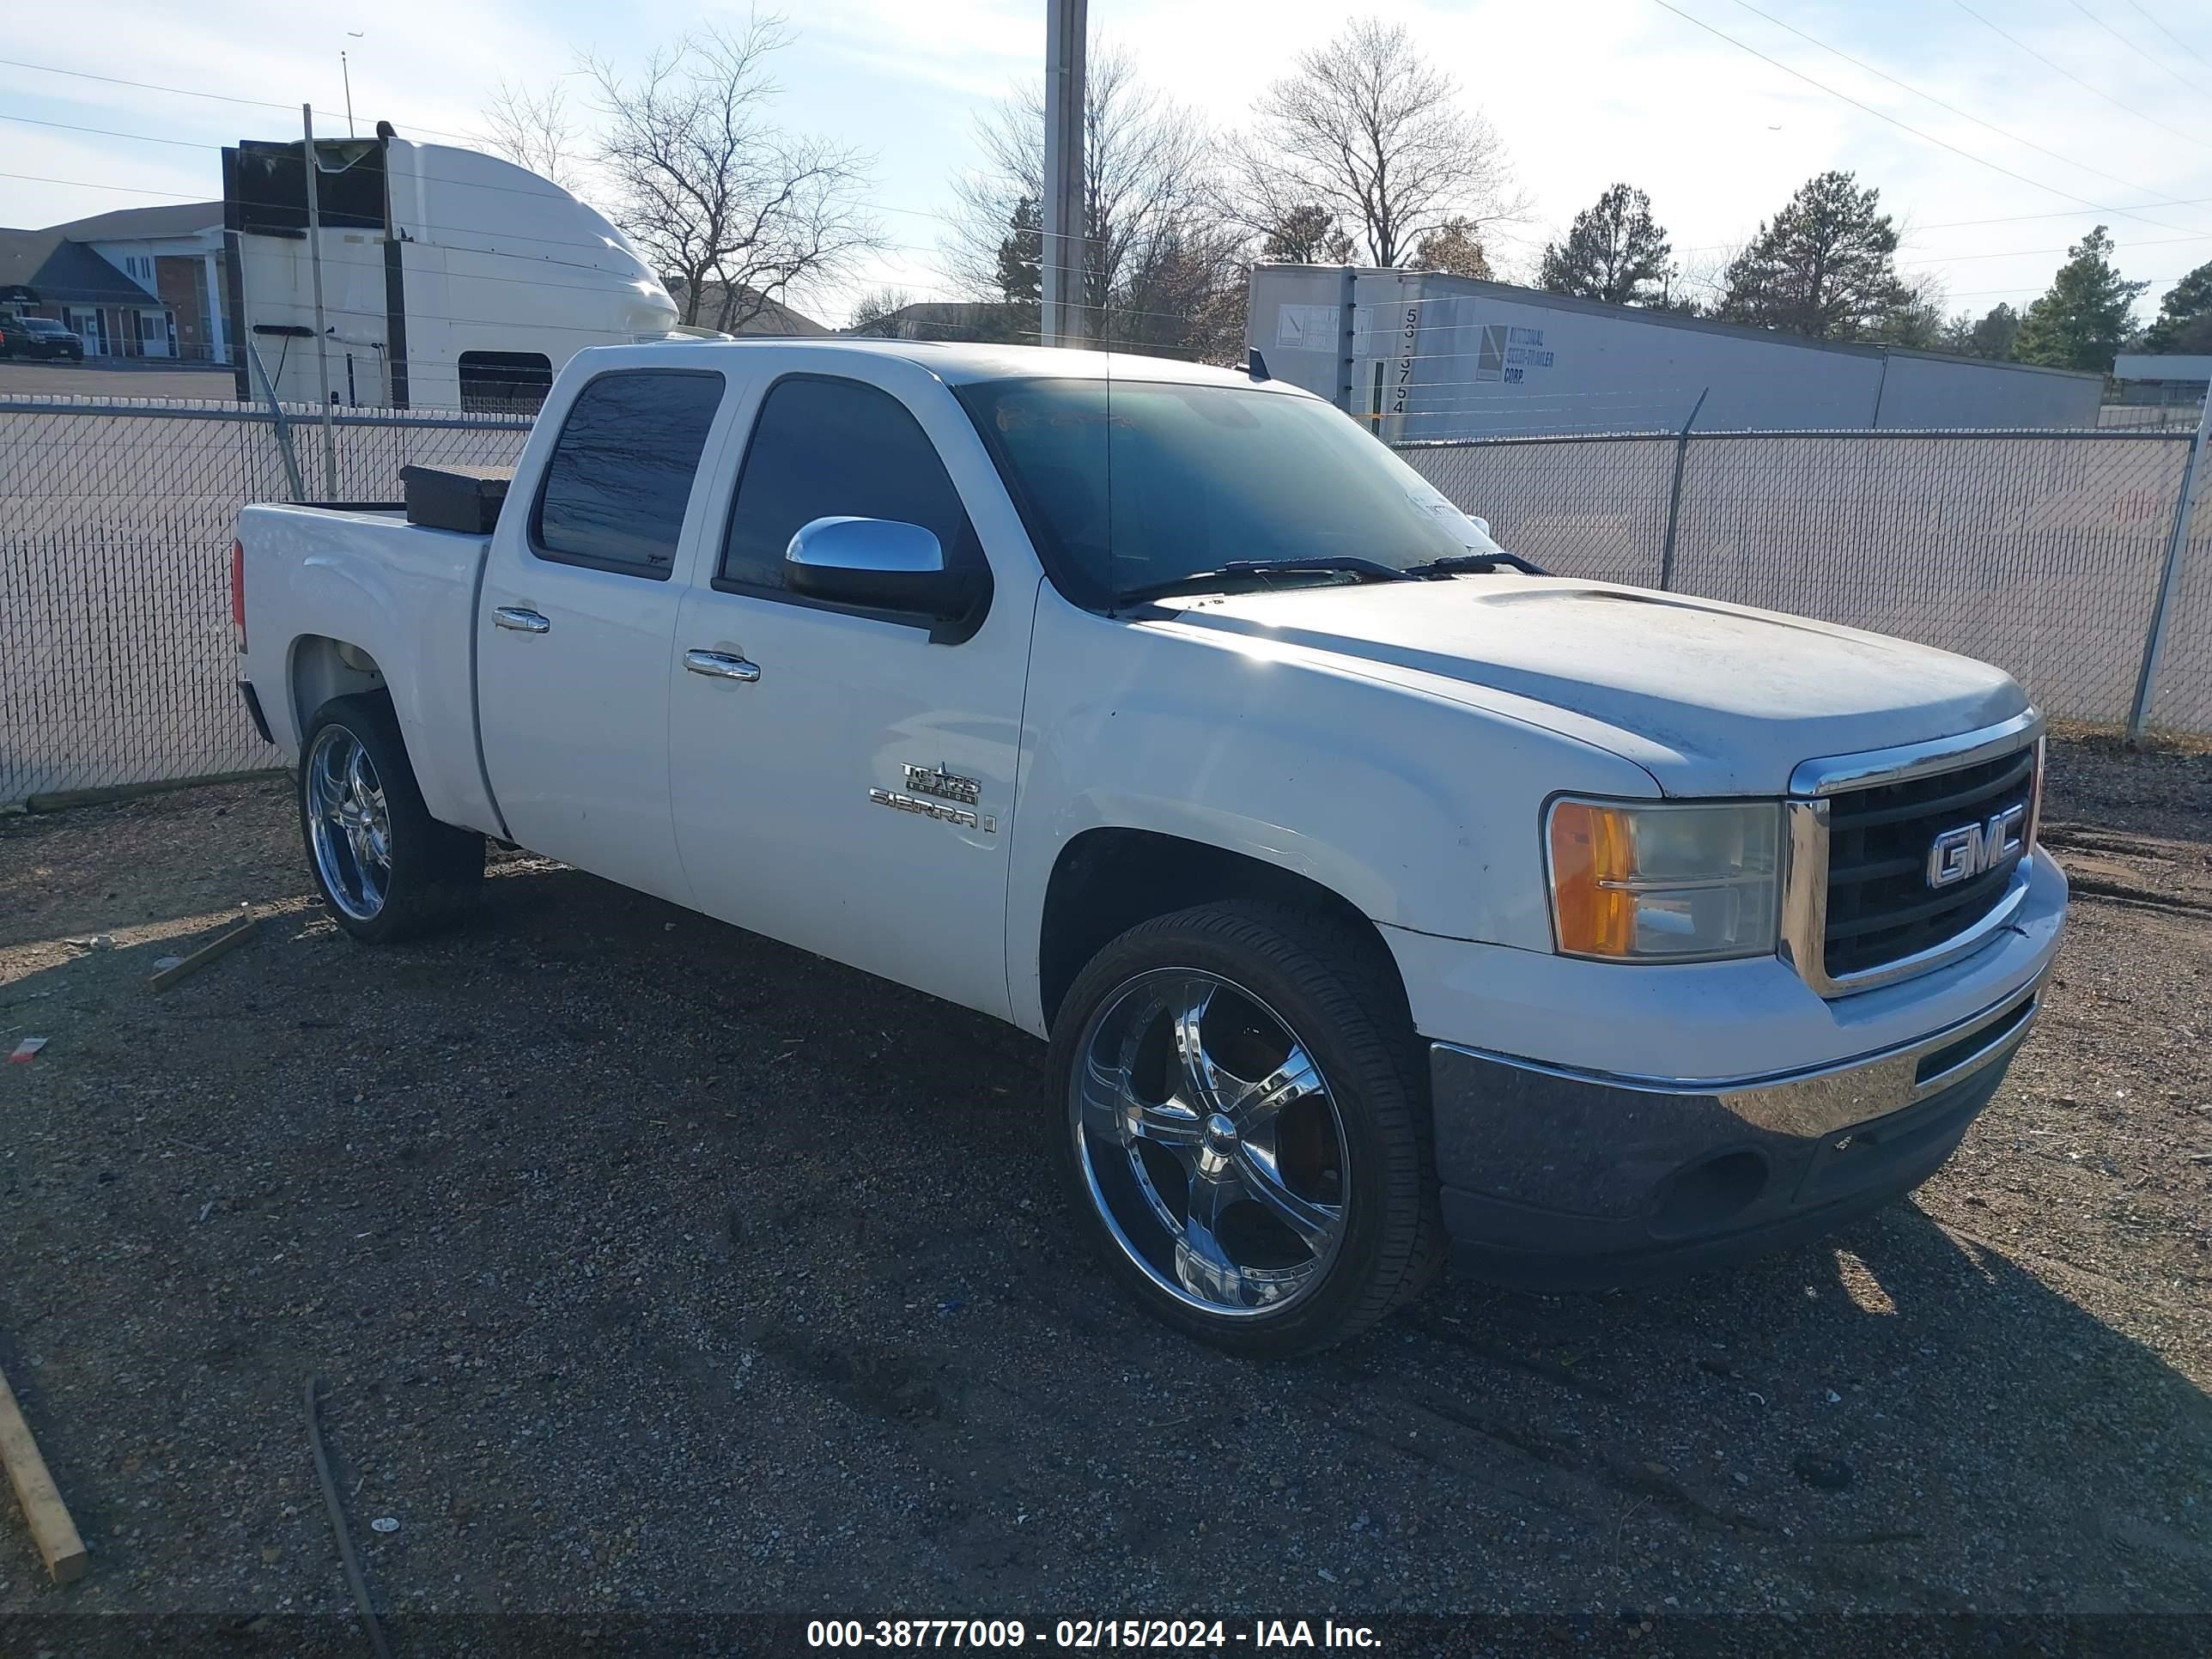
left=1430, top=972, right=2045, bottom=1289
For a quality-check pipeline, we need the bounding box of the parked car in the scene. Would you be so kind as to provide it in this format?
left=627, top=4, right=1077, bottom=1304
left=0, top=316, right=87, bottom=361
left=231, top=339, right=2066, bottom=1355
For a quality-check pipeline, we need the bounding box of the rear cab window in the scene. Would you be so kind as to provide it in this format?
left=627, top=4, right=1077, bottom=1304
left=531, top=369, right=726, bottom=579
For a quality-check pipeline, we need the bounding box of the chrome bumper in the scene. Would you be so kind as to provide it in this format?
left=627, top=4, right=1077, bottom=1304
left=1434, top=970, right=2043, bottom=1142
left=1427, top=974, right=2045, bottom=1282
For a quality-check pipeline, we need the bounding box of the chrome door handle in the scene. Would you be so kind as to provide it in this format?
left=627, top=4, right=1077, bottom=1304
left=684, top=648, right=761, bottom=683
left=493, top=606, right=550, bottom=634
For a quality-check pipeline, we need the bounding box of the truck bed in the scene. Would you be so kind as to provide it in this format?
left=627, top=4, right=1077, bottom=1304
left=234, top=501, right=501, bottom=836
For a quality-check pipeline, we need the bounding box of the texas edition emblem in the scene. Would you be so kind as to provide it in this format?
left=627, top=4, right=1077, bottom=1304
left=901, top=764, right=980, bottom=805
left=1925, top=803, right=2026, bottom=890
left=870, top=764, right=995, bottom=834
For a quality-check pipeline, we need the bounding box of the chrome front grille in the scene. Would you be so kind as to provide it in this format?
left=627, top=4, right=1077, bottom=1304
left=1779, top=713, right=2044, bottom=998
left=1822, top=744, right=2039, bottom=978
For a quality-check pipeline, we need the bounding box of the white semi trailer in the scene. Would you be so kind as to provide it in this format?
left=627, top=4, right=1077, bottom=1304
left=1249, top=265, right=2103, bottom=440
left=222, top=127, right=680, bottom=413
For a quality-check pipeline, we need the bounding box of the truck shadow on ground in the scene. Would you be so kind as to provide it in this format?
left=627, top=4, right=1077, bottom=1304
left=2, top=853, right=2207, bottom=1612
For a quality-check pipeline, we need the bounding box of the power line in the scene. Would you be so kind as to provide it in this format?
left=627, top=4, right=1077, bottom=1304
left=2122, top=0, right=2212, bottom=70
left=1915, top=195, right=2212, bottom=233
left=0, top=52, right=489, bottom=147
left=1722, top=0, right=2212, bottom=228
left=0, top=169, right=204, bottom=198
left=0, top=112, right=1006, bottom=243
left=1648, top=0, right=2212, bottom=237
left=1948, top=272, right=2189, bottom=299
left=1946, top=0, right=2212, bottom=154
left=2060, top=0, right=2203, bottom=99
left=1899, top=230, right=2212, bottom=265
left=0, top=50, right=1012, bottom=243
left=0, top=167, right=1216, bottom=333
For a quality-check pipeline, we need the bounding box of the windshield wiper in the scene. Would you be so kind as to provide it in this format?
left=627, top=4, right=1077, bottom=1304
left=1401, top=550, right=1548, bottom=578
left=1115, top=556, right=1416, bottom=605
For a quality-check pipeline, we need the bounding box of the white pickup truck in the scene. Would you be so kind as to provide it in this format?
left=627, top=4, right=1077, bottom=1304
left=232, top=338, right=2066, bottom=1354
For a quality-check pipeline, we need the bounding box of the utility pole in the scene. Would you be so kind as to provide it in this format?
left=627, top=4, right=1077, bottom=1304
left=1041, top=0, right=1086, bottom=349
left=301, top=104, right=339, bottom=500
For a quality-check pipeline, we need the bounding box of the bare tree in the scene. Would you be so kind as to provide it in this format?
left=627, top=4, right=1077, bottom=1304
left=847, top=287, right=914, bottom=335
left=1652, top=243, right=1735, bottom=316
left=1407, top=216, right=1492, bottom=280
left=943, top=42, right=1241, bottom=353
left=479, top=81, right=585, bottom=193
left=1226, top=18, right=1527, bottom=267
left=587, top=15, right=882, bottom=332
left=1871, top=270, right=1950, bottom=349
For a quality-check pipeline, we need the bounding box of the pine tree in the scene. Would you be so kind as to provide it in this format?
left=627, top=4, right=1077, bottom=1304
left=996, top=196, right=1042, bottom=309
left=2014, top=227, right=2148, bottom=373
left=1261, top=204, right=1354, bottom=266
left=1717, top=171, right=1907, bottom=341
left=2141, top=259, right=2212, bottom=355
left=1538, top=184, right=1672, bottom=305
left=1961, top=302, right=2021, bottom=361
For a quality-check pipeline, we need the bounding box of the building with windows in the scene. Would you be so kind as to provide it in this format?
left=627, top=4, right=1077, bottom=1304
left=0, top=202, right=228, bottom=362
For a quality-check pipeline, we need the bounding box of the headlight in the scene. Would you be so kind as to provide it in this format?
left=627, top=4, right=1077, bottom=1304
left=1546, top=799, right=1781, bottom=962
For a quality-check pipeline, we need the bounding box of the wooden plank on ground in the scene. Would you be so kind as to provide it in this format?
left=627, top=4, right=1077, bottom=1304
left=0, top=1362, right=88, bottom=1584
left=147, top=914, right=260, bottom=992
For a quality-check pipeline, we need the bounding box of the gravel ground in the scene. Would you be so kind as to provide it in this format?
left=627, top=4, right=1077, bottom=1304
left=1, top=736, right=2207, bottom=1630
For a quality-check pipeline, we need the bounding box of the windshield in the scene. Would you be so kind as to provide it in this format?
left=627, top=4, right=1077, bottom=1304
left=956, top=377, right=1505, bottom=609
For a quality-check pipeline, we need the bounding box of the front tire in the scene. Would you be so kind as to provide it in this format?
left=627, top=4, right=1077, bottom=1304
left=1048, top=901, right=1443, bottom=1357
left=299, top=695, right=483, bottom=943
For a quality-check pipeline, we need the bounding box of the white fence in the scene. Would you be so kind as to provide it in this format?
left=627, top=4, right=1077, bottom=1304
left=1, top=395, right=531, bottom=806
left=1395, top=422, right=2212, bottom=738
left=3, top=394, right=2209, bottom=809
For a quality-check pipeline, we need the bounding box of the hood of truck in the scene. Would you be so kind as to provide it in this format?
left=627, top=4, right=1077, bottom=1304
left=1152, top=575, right=2029, bottom=796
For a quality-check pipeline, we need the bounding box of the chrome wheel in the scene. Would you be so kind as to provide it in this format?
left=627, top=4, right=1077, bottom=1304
left=306, top=726, right=392, bottom=921
left=1070, top=969, right=1350, bottom=1317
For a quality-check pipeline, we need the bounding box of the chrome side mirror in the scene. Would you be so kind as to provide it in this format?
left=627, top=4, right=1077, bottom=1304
left=787, top=514, right=945, bottom=576
left=784, top=516, right=984, bottom=631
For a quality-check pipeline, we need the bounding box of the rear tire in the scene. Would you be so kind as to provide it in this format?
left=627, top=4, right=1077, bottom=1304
left=299, top=694, right=483, bottom=943
left=1048, top=900, right=1444, bottom=1357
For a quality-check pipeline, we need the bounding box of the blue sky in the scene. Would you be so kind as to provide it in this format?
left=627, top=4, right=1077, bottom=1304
left=3, top=0, right=2209, bottom=331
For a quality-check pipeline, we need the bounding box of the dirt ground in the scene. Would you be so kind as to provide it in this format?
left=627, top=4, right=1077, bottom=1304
left=0, top=735, right=2207, bottom=1634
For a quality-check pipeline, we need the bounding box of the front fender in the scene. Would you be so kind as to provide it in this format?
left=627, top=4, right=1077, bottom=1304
left=1005, top=595, right=1660, bottom=1034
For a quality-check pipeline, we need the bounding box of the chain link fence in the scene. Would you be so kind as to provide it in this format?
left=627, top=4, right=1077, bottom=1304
left=1400, top=424, right=2212, bottom=739
left=5, top=395, right=2209, bottom=810
left=1, top=394, right=530, bottom=806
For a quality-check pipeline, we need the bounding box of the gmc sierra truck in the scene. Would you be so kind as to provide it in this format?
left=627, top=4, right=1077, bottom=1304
left=232, top=338, right=2066, bottom=1355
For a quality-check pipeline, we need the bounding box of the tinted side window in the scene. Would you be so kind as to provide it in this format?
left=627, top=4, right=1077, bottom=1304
left=532, top=370, right=725, bottom=577
left=720, top=377, right=981, bottom=593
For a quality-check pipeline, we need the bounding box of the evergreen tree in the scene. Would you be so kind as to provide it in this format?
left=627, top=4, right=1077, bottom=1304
left=2141, top=259, right=2212, bottom=355
left=1261, top=204, right=1354, bottom=265
left=996, top=196, right=1042, bottom=309
left=1538, top=184, right=1672, bottom=305
left=2014, top=226, right=2148, bottom=372
left=1717, top=171, right=1907, bottom=341
left=1950, top=302, right=2023, bottom=361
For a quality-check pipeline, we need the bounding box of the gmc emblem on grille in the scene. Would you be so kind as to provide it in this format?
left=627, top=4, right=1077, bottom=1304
left=1926, top=804, right=2027, bottom=890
